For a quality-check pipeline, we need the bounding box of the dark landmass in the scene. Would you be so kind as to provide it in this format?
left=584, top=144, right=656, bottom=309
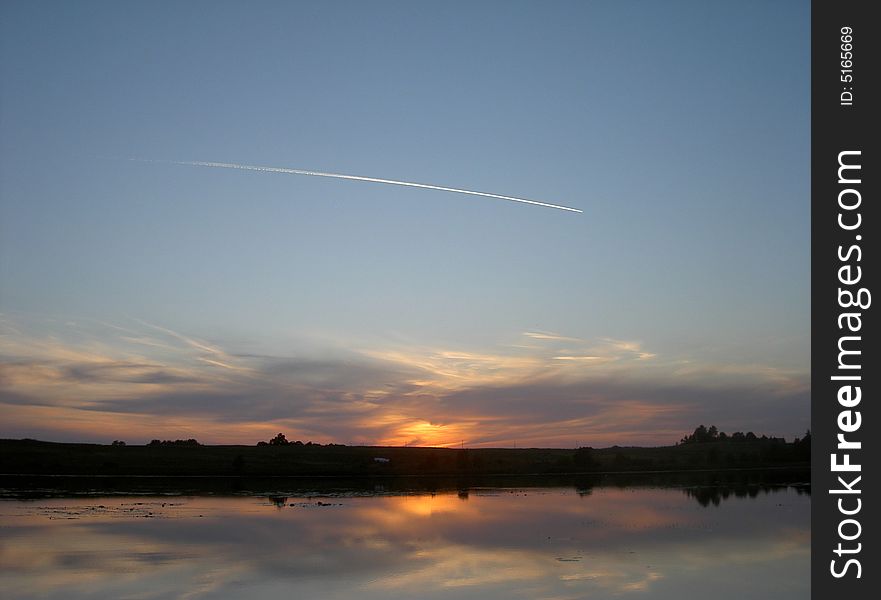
left=0, top=435, right=810, bottom=479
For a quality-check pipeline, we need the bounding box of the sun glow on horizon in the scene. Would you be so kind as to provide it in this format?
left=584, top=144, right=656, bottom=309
left=0, top=316, right=809, bottom=447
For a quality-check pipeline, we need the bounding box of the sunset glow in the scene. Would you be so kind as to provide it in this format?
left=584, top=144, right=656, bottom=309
left=0, top=1, right=808, bottom=448
left=0, top=315, right=808, bottom=446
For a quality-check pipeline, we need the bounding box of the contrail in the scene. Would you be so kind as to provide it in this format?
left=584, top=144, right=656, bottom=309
left=132, top=158, right=581, bottom=213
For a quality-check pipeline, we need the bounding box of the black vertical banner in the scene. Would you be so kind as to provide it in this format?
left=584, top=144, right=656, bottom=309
left=813, top=0, right=878, bottom=596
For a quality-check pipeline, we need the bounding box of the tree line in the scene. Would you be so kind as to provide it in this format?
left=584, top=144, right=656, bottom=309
left=256, top=433, right=343, bottom=447
left=678, top=424, right=811, bottom=446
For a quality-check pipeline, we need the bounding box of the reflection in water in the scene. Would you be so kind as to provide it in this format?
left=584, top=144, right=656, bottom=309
left=0, top=485, right=809, bottom=599
left=684, top=483, right=810, bottom=507
left=267, top=496, right=287, bottom=508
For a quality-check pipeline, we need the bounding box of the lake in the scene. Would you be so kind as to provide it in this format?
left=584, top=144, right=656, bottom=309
left=0, top=476, right=809, bottom=599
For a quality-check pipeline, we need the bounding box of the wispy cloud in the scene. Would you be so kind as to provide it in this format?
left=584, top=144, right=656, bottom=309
left=0, top=316, right=809, bottom=446
left=522, top=331, right=583, bottom=342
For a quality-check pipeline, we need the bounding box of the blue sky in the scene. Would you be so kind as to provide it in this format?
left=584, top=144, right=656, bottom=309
left=0, top=0, right=810, bottom=446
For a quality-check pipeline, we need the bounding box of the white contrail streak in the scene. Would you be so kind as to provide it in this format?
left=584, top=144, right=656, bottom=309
left=135, top=159, right=581, bottom=213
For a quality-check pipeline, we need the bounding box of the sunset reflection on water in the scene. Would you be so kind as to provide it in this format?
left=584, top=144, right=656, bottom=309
left=0, top=486, right=809, bottom=599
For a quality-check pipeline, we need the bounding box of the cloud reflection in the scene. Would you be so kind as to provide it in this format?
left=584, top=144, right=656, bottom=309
left=0, top=487, right=809, bottom=599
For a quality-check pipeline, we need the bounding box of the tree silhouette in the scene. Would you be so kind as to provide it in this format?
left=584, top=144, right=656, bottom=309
left=269, top=433, right=289, bottom=446
left=574, top=447, right=597, bottom=469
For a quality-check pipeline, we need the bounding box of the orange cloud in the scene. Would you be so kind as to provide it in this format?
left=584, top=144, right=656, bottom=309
left=0, top=316, right=808, bottom=446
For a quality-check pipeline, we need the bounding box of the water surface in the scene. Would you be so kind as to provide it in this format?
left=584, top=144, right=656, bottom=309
left=0, top=481, right=809, bottom=599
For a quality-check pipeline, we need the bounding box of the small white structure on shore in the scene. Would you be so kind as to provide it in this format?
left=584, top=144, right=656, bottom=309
left=373, top=457, right=390, bottom=464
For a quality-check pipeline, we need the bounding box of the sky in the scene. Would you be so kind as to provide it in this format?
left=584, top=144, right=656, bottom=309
left=0, top=0, right=810, bottom=447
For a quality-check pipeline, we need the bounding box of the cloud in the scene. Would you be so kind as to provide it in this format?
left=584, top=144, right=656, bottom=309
left=61, top=362, right=201, bottom=385
left=522, top=331, right=582, bottom=342
left=0, top=317, right=810, bottom=446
